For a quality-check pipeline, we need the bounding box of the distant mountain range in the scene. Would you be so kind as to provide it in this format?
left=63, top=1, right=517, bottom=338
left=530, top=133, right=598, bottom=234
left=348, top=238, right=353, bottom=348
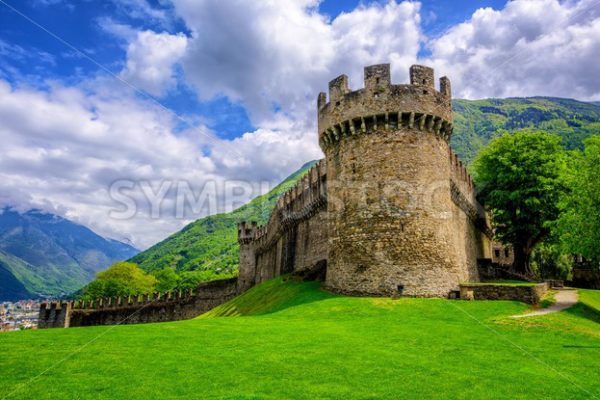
left=0, top=208, right=138, bottom=300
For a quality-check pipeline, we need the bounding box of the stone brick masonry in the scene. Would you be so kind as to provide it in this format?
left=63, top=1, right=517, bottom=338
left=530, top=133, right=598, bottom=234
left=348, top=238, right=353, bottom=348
left=39, top=278, right=237, bottom=328
left=459, top=282, right=549, bottom=304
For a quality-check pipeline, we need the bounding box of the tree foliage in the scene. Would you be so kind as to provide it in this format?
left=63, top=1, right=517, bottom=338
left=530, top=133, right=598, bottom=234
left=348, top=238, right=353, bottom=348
left=530, top=242, right=573, bottom=280
left=82, top=262, right=157, bottom=300
left=473, top=130, right=567, bottom=274
left=151, top=267, right=181, bottom=292
left=556, top=135, right=600, bottom=263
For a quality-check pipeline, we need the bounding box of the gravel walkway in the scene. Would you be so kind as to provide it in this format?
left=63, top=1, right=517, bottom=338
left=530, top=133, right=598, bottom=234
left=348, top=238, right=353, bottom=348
left=512, top=289, right=578, bottom=318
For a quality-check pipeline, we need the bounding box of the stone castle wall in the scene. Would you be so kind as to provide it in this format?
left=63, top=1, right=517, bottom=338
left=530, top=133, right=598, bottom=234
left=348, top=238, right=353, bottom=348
left=237, top=64, right=492, bottom=299
left=237, top=161, right=328, bottom=291
left=39, top=278, right=237, bottom=328
left=317, top=64, right=488, bottom=297
left=38, top=301, right=72, bottom=329
left=459, top=282, right=548, bottom=304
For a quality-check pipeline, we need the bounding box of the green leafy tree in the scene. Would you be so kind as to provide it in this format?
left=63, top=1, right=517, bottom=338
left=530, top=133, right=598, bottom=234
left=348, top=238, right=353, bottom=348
left=556, top=135, right=600, bottom=263
left=473, top=131, right=567, bottom=275
left=152, top=267, right=181, bottom=292
left=530, top=242, right=573, bottom=280
left=82, top=262, right=157, bottom=299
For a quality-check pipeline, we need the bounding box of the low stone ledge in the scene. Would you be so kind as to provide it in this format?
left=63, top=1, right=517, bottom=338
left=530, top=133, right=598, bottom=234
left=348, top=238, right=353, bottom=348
left=459, top=282, right=549, bottom=304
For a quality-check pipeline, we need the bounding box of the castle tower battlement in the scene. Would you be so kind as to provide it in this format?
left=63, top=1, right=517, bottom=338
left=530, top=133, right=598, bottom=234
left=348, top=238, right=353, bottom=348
left=237, top=221, right=258, bottom=244
left=320, top=63, right=483, bottom=297
left=318, top=64, right=453, bottom=151
left=229, top=63, right=489, bottom=299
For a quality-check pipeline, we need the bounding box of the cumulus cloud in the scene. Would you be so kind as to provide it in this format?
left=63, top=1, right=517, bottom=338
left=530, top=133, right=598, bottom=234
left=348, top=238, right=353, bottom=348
left=112, top=0, right=172, bottom=25
left=0, top=75, right=322, bottom=248
left=427, top=0, right=600, bottom=100
left=120, top=30, right=188, bottom=96
left=173, top=0, right=422, bottom=125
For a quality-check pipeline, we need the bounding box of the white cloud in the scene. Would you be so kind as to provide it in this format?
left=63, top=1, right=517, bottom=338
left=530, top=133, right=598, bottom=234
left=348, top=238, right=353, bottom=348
left=173, top=0, right=422, bottom=125
left=120, top=30, right=188, bottom=96
left=0, top=75, right=322, bottom=249
left=427, top=0, right=600, bottom=100
left=112, top=0, right=171, bottom=24
left=98, top=17, right=140, bottom=41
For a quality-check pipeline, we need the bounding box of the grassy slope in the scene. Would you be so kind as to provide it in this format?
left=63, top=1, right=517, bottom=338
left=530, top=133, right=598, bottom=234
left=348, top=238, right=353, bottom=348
left=130, top=160, right=317, bottom=277
left=129, top=98, right=600, bottom=280
left=1, top=280, right=599, bottom=399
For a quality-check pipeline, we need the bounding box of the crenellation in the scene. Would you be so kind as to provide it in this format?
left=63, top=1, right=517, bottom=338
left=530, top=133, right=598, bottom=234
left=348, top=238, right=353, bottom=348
left=410, top=64, right=434, bottom=88
left=38, top=301, right=72, bottom=328
left=317, top=92, right=327, bottom=110
left=364, top=64, right=391, bottom=91
left=39, top=278, right=239, bottom=328
left=318, top=65, right=453, bottom=149
left=440, top=76, right=451, bottom=98
left=328, top=74, right=349, bottom=102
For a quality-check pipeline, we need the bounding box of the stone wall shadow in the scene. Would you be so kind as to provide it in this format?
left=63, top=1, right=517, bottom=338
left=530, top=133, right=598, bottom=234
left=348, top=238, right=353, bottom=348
left=564, top=302, right=600, bottom=325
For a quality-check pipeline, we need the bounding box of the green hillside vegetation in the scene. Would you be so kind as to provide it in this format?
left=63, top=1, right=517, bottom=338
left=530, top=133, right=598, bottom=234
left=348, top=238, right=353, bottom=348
left=0, top=209, right=138, bottom=299
left=0, top=253, right=32, bottom=299
left=129, top=160, right=318, bottom=280
left=0, top=250, right=49, bottom=296
left=452, top=97, right=600, bottom=163
left=125, top=98, right=600, bottom=286
left=2, top=279, right=599, bottom=399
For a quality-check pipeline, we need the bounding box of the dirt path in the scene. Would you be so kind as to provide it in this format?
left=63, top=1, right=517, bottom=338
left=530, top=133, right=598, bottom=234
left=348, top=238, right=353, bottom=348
left=512, top=289, right=578, bottom=318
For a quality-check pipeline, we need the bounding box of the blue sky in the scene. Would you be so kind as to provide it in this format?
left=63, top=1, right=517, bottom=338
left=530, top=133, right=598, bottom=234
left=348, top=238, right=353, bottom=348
left=1, top=0, right=506, bottom=140
left=0, top=0, right=598, bottom=247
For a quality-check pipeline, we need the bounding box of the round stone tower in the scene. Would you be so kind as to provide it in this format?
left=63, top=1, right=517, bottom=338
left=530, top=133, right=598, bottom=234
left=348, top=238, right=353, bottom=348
left=318, top=64, right=463, bottom=297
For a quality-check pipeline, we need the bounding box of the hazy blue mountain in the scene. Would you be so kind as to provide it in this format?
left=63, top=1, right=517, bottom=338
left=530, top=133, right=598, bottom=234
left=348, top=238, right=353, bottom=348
left=0, top=255, right=32, bottom=300
left=0, top=208, right=138, bottom=300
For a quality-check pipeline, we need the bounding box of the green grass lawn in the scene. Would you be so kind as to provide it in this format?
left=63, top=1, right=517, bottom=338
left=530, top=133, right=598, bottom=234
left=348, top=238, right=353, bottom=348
left=1, top=278, right=599, bottom=399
